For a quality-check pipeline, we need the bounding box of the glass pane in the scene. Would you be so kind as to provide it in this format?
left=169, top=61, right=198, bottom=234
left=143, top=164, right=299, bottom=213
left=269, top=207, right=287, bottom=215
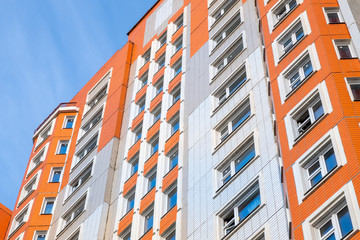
left=232, top=104, right=251, bottom=131
left=324, top=148, right=337, bottom=173
left=59, top=143, right=68, bottom=154
left=235, top=145, right=255, bottom=172
left=169, top=191, right=177, bottom=209
left=149, top=174, right=156, bottom=190
left=283, top=38, right=293, bottom=53
left=289, top=0, right=297, bottom=10
left=238, top=189, right=260, bottom=221
left=308, top=161, right=320, bottom=176
left=66, top=119, right=74, bottom=128
left=172, top=120, right=179, bottom=134
left=295, top=27, right=304, bottom=41
left=313, top=101, right=324, bottom=121
left=128, top=196, right=135, bottom=211
left=325, top=233, right=336, bottom=240
left=290, top=71, right=301, bottom=89
left=310, top=172, right=322, bottom=187
left=52, top=171, right=61, bottom=183
left=327, top=12, right=340, bottom=23
left=145, top=213, right=153, bottom=231
left=338, top=45, right=352, bottom=58
left=152, top=141, right=159, bottom=154
left=320, top=220, right=333, bottom=237
left=44, top=202, right=54, bottom=214
left=170, top=153, right=178, bottom=169
left=303, top=61, right=313, bottom=78
left=338, top=206, right=353, bottom=237
left=350, top=84, right=360, bottom=100
left=132, top=162, right=138, bottom=175
left=229, top=71, right=247, bottom=95
left=37, top=235, right=46, bottom=240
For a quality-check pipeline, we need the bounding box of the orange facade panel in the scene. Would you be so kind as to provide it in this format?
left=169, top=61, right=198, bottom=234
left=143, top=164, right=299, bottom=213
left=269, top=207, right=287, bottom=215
left=144, top=152, right=158, bottom=176
left=166, top=100, right=180, bottom=122
left=170, top=48, right=183, bottom=66
left=152, top=67, right=165, bottom=86
left=118, top=210, right=134, bottom=236
left=147, top=120, right=160, bottom=141
left=135, top=85, right=147, bottom=104
left=159, top=205, right=177, bottom=236
left=138, top=61, right=150, bottom=79
left=127, top=140, right=141, bottom=162
left=164, top=131, right=180, bottom=156
left=140, top=228, right=153, bottom=240
left=0, top=204, right=11, bottom=240
left=155, top=44, right=166, bottom=61
left=172, top=26, right=183, bottom=43
left=168, top=73, right=181, bottom=94
left=150, top=92, right=163, bottom=113
left=140, top=187, right=156, bottom=214
left=132, top=110, right=144, bottom=131
left=123, top=173, right=138, bottom=197
left=162, top=165, right=178, bottom=192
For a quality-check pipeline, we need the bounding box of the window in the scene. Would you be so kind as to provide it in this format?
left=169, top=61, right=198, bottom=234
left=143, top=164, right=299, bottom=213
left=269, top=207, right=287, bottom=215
left=69, top=163, right=92, bottom=196
left=139, top=71, right=148, bottom=89
left=167, top=186, right=177, bottom=210
left=270, top=0, right=298, bottom=28
left=27, top=145, right=48, bottom=176
left=316, top=200, right=353, bottom=240
left=147, top=170, right=157, bottom=191
left=158, top=31, right=167, bottom=49
left=144, top=210, right=154, bottom=232
left=284, top=53, right=313, bottom=93
left=219, top=137, right=255, bottom=187
left=34, top=231, right=47, bottom=240
left=126, top=191, right=135, bottom=212
left=172, top=87, right=181, bottom=104
left=142, top=48, right=151, bottom=66
left=50, top=167, right=62, bottom=183
left=174, top=14, right=183, bottom=32
left=172, top=59, right=182, bottom=78
left=68, top=230, right=80, bottom=240
left=36, top=122, right=53, bottom=147
left=334, top=39, right=356, bottom=59
left=211, top=13, right=241, bottom=51
left=292, top=94, right=324, bottom=138
left=169, top=150, right=178, bottom=170
left=62, top=196, right=86, bottom=228
left=212, top=36, right=244, bottom=77
left=151, top=137, right=159, bottom=155
left=21, top=175, right=38, bottom=202
left=216, top=98, right=251, bottom=144
left=57, top=140, right=69, bottom=155
left=152, top=106, right=162, bottom=124
left=137, top=98, right=146, bottom=115
left=130, top=157, right=139, bottom=176
left=171, top=117, right=179, bottom=135
left=305, top=142, right=337, bottom=189
left=87, top=86, right=107, bottom=110
left=134, top=126, right=142, bottom=143
left=214, top=64, right=247, bottom=107
left=347, top=78, right=360, bottom=101
left=278, top=21, right=304, bottom=56
left=12, top=206, right=29, bottom=233
left=123, top=231, right=131, bottom=240
left=64, top=116, right=75, bottom=129
left=173, top=35, right=183, bottom=54
left=76, top=134, right=98, bottom=162
left=42, top=198, right=55, bottom=215
left=324, top=7, right=343, bottom=24
left=211, top=0, right=237, bottom=26
left=166, top=230, right=176, bottom=240
left=219, top=182, right=261, bottom=237
left=80, top=108, right=102, bottom=139
left=156, top=54, right=165, bottom=71
left=154, top=78, right=163, bottom=97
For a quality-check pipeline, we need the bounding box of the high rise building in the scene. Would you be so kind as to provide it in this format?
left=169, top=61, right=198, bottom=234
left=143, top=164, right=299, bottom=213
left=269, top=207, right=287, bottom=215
left=3, top=0, right=359, bottom=240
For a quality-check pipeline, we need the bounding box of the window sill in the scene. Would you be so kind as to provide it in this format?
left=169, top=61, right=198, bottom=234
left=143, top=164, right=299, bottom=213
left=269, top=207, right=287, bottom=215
left=272, top=4, right=299, bottom=31
left=210, top=22, right=243, bottom=57
left=284, top=70, right=317, bottom=101
left=56, top=210, right=85, bottom=238
left=17, top=189, right=35, bottom=207
left=211, top=78, right=250, bottom=116
left=26, top=161, right=43, bottom=178
left=302, top=164, right=341, bottom=202
left=76, top=119, right=102, bottom=146
left=63, top=176, right=93, bottom=205
left=278, top=34, right=306, bottom=63
left=70, top=146, right=97, bottom=173
left=210, top=47, right=246, bottom=84
left=214, top=155, right=259, bottom=198
left=213, top=114, right=253, bottom=154
left=293, top=113, right=328, bottom=147
left=221, top=204, right=264, bottom=240
left=339, top=57, right=358, bottom=60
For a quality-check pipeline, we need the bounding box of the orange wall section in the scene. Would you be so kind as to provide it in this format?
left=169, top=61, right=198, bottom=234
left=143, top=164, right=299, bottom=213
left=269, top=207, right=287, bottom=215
left=0, top=203, right=12, bottom=240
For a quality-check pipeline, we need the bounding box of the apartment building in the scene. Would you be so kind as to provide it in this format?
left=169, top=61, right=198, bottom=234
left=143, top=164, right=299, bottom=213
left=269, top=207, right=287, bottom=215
left=3, top=0, right=360, bottom=240
left=259, top=0, right=360, bottom=239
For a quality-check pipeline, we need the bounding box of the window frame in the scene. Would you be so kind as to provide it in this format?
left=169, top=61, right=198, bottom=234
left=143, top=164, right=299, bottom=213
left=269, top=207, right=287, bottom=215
left=27, top=143, right=49, bottom=177
left=67, top=162, right=93, bottom=199
left=209, top=0, right=238, bottom=28
left=57, top=140, right=69, bottom=155
left=267, top=0, right=301, bottom=31
left=345, top=77, right=360, bottom=101
left=333, top=39, right=357, bottom=59
left=157, top=31, right=167, bottom=50
left=61, top=193, right=87, bottom=231
left=63, top=116, right=75, bottom=129
left=173, top=14, right=183, bottom=33
left=173, top=35, right=183, bottom=56
left=33, top=231, right=47, bottom=240
left=171, top=58, right=182, bottom=79
left=141, top=48, right=151, bottom=67
left=49, top=167, right=63, bottom=183
left=41, top=197, right=55, bottom=215
left=74, top=133, right=98, bottom=167
left=323, top=7, right=344, bottom=24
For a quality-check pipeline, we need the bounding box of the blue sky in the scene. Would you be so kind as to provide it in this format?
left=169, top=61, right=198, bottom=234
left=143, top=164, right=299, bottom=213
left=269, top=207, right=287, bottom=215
left=0, top=0, right=157, bottom=210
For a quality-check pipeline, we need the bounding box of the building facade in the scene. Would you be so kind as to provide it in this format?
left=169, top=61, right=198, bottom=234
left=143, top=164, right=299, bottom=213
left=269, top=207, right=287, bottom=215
left=3, top=0, right=360, bottom=240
